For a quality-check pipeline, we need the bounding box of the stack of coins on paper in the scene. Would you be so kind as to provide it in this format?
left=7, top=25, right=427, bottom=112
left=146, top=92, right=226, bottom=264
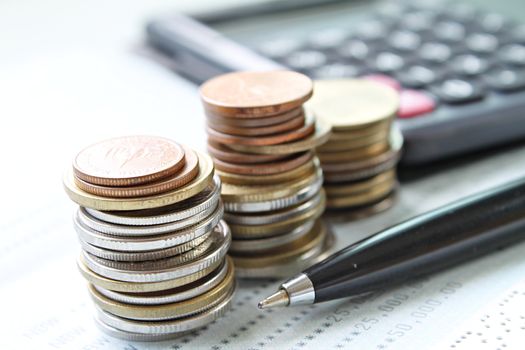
left=62, top=135, right=235, bottom=341
left=308, top=79, right=403, bottom=217
left=200, top=71, right=334, bottom=278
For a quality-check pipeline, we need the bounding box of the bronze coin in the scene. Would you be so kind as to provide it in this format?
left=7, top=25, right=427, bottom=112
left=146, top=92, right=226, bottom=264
left=207, top=141, right=288, bottom=164
left=325, top=189, right=397, bottom=220
left=206, top=107, right=304, bottom=127
left=73, top=136, right=186, bottom=187
left=318, top=129, right=389, bottom=152
left=199, top=71, right=313, bottom=118
left=323, top=153, right=399, bottom=183
left=206, top=120, right=315, bottom=146
left=216, top=159, right=317, bottom=186
left=213, top=152, right=313, bottom=176
left=73, top=146, right=200, bottom=198
left=207, top=113, right=305, bottom=136
left=317, top=141, right=390, bottom=163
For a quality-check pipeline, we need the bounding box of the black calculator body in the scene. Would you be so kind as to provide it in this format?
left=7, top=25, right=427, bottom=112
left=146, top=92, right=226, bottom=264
left=146, top=0, right=525, bottom=166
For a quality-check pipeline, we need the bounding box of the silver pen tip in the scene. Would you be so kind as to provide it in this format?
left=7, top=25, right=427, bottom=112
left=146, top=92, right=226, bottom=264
left=257, top=289, right=290, bottom=309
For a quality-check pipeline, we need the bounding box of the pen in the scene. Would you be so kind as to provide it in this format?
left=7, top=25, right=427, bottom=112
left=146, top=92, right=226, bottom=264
left=258, top=176, right=525, bottom=309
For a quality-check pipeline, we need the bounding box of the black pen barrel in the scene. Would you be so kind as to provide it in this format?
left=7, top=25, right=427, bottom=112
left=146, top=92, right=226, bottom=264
left=305, top=177, right=525, bottom=303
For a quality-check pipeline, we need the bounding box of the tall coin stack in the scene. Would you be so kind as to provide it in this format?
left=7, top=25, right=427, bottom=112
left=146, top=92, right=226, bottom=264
left=308, top=79, right=403, bottom=217
left=63, top=135, right=235, bottom=341
left=200, top=71, right=334, bottom=278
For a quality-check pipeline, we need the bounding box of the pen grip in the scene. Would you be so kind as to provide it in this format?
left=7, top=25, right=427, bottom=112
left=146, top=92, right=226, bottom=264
left=305, top=177, right=525, bottom=303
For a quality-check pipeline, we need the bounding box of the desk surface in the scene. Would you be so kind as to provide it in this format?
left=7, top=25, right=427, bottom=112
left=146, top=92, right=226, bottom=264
left=1, top=1, right=525, bottom=349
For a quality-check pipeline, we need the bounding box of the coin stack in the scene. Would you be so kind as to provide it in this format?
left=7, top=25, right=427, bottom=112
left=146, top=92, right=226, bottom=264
left=307, top=79, right=402, bottom=217
left=199, top=70, right=334, bottom=278
left=62, top=135, right=235, bottom=341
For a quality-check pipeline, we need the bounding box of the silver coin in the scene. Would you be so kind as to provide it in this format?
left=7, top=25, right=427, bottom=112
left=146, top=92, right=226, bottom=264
left=229, top=220, right=315, bottom=253
left=78, top=200, right=219, bottom=236
left=74, top=203, right=223, bottom=251
left=94, top=285, right=235, bottom=334
left=223, top=173, right=324, bottom=213
left=93, top=258, right=230, bottom=305
left=224, top=191, right=324, bottom=226
left=94, top=317, right=192, bottom=342
left=85, top=176, right=221, bottom=226
left=235, top=230, right=335, bottom=279
left=82, top=221, right=231, bottom=282
left=78, top=232, right=212, bottom=262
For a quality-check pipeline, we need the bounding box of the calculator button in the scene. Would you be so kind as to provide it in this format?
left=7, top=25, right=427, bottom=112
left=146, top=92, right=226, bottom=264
left=465, top=33, right=499, bottom=54
left=338, top=40, right=372, bottom=61
left=388, top=31, right=422, bottom=52
left=485, top=68, right=525, bottom=92
left=355, top=20, right=390, bottom=41
left=308, top=29, right=348, bottom=50
left=509, top=24, right=525, bottom=44
left=362, top=74, right=402, bottom=91
left=418, top=42, right=452, bottom=63
left=311, top=64, right=361, bottom=79
left=477, top=13, right=509, bottom=34
left=431, top=79, right=485, bottom=103
left=370, top=52, right=405, bottom=73
left=450, top=54, right=490, bottom=76
left=498, top=44, right=525, bottom=66
left=257, top=39, right=302, bottom=59
left=285, top=50, right=327, bottom=70
left=433, top=21, right=466, bottom=42
left=398, top=90, right=436, bottom=119
left=401, top=11, right=436, bottom=32
left=396, top=65, right=441, bottom=88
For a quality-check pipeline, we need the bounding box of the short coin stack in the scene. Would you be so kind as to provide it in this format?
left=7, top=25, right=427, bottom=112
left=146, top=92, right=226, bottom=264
left=308, top=79, right=403, bottom=217
left=63, top=135, right=235, bottom=341
left=200, top=71, right=334, bottom=278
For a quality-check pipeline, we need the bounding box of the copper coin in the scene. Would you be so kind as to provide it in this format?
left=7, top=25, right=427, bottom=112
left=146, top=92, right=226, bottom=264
left=317, top=141, right=390, bottom=163
left=73, top=136, right=186, bottom=187
left=318, top=129, right=389, bottom=152
left=74, top=146, right=200, bottom=198
left=206, top=107, right=304, bottom=128
left=207, top=113, right=305, bottom=136
left=207, top=141, right=288, bottom=165
left=217, top=159, right=317, bottom=186
left=199, top=71, right=313, bottom=118
left=207, top=120, right=315, bottom=146
left=213, top=152, right=313, bottom=176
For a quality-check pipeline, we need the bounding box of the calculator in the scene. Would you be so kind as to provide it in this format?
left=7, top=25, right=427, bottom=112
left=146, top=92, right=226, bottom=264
left=146, top=0, right=525, bottom=165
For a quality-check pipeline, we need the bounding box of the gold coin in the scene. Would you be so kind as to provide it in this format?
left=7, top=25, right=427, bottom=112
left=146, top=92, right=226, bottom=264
left=307, top=79, right=398, bottom=131
left=229, top=192, right=325, bottom=238
left=318, top=141, right=389, bottom=163
left=326, top=189, right=397, bottom=221
left=328, top=120, right=391, bottom=141
left=326, top=180, right=397, bottom=208
left=217, top=158, right=317, bottom=186
left=227, top=118, right=331, bottom=155
left=318, top=128, right=389, bottom=152
left=63, top=151, right=214, bottom=211
left=220, top=168, right=319, bottom=203
left=231, top=219, right=327, bottom=268
left=88, top=259, right=235, bottom=320
left=77, top=254, right=223, bottom=293
left=324, top=169, right=396, bottom=197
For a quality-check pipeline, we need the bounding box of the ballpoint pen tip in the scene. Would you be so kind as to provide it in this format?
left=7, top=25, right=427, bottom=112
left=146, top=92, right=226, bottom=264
left=257, top=289, right=290, bottom=309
